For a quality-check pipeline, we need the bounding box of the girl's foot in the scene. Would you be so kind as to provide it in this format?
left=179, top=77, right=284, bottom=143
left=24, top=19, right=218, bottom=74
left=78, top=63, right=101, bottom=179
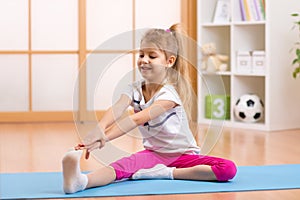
left=132, top=164, right=175, bottom=180
left=62, top=149, right=88, bottom=194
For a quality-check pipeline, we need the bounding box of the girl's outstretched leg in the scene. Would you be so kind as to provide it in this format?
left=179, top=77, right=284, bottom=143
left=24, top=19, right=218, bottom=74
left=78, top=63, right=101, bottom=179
left=62, top=149, right=88, bottom=194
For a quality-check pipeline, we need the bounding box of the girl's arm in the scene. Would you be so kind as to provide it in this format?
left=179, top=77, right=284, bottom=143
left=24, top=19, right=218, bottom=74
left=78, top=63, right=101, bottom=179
left=105, top=100, right=176, bottom=141
left=83, top=94, right=131, bottom=152
left=98, top=94, right=132, bottom=131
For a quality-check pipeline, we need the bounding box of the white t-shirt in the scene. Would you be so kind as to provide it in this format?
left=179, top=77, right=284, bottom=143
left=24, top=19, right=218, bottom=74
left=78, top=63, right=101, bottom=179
left=122, top=80, right=200, bottom=154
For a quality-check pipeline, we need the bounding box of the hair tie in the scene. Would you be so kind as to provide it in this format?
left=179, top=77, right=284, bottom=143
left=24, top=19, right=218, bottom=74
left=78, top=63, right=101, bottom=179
left=166, top=29, right=172, bottom=33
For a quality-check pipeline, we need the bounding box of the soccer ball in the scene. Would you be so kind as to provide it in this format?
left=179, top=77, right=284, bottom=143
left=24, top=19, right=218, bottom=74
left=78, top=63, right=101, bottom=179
left=234, top=94, right=264, bottom=123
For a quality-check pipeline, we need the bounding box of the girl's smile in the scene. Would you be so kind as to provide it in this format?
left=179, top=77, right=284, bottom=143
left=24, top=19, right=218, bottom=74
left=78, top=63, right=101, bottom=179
left=140, top=64, right=152, bottom=71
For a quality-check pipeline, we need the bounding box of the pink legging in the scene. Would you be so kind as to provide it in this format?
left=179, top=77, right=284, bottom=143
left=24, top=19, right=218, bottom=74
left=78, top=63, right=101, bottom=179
left=110, top=149, right=237, bottom=181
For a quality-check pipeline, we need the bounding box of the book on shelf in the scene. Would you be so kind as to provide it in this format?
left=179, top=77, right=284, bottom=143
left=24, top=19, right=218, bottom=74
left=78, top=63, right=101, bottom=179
left=239, top=0, right=246, bottom=21
left=243, top=0, right=252, bottom=21
left=257, top=0, right=266, bottom=20
left=239, top=0, right=265, bottom=21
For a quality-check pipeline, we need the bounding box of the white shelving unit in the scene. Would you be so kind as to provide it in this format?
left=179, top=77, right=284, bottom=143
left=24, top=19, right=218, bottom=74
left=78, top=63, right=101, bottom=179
left=197, top=0, right=300, bottom=131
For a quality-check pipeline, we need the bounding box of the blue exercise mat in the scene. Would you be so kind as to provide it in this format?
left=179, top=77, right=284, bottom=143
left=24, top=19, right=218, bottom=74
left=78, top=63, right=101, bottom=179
left=1, top=164, right=300, bottom=199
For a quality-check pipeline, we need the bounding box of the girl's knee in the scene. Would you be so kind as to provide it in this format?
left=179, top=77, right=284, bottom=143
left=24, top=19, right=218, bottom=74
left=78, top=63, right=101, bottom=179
left=213, top=159, right=237, bottom=181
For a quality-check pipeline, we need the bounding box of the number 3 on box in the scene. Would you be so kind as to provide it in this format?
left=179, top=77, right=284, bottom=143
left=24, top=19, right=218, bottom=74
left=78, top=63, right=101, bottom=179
left=213, top=98, right=225, bottom=118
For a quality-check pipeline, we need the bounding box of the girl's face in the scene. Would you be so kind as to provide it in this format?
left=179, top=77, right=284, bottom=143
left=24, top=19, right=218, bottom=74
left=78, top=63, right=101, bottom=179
left=137, top=41, right=174, bottom=83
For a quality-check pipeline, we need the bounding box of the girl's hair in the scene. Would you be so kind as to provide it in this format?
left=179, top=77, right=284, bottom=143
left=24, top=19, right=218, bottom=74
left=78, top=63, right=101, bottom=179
left=140, top=24, right=194, bottom=120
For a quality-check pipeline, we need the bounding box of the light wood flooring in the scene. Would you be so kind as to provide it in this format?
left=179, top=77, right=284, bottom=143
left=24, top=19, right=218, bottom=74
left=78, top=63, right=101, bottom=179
left=0, top=122, right=300, bottom=200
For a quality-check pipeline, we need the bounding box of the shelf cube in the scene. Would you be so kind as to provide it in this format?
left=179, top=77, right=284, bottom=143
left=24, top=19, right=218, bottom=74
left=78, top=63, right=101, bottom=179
left=205, top=95, right=230, bottom=120
left=252, top=51, right=265, bottom=75
left=236, top=51, right=251, bottom=73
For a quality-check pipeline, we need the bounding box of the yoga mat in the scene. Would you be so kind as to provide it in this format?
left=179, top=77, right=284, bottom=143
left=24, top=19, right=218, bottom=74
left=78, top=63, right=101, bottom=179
left=1, top=164, right=300, bottom=199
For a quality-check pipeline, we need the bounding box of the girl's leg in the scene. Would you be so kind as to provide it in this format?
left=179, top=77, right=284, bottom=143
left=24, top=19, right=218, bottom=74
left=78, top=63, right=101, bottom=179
left=62, top=149, right=116, bottom=194
left=131, top=164, right=214, bottom=181
left=63, top=149, right=166, bottom=193
left=170, top=155, right=237, bottom=182
left=173, top=165, right=217, bottom=181
left=132, top=154, right=237, bottom=182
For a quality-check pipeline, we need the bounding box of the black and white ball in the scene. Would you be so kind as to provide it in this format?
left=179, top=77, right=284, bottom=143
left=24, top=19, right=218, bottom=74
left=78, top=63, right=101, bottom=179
left=234, top=94, right=264, bottom=123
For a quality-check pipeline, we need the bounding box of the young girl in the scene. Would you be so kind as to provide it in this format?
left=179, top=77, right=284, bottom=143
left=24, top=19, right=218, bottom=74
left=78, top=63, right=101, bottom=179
left=62, top=24, right=237, bottom=194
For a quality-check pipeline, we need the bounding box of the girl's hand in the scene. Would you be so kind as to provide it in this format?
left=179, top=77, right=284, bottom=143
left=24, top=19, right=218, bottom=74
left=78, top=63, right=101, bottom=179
left=74, top=143, right=90, bottom=159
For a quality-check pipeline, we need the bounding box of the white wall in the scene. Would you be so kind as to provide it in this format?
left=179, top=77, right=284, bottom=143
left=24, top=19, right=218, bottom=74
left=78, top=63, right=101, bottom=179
left=0, top=0, right=78, bottom=112
left=0, top=0, right=181, bottom=114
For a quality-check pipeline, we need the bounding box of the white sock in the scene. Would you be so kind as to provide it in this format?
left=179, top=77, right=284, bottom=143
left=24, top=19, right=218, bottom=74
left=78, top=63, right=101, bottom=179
left=62, top=149, right=88, bottom=194
left=132, top=164, right=175, bottom=180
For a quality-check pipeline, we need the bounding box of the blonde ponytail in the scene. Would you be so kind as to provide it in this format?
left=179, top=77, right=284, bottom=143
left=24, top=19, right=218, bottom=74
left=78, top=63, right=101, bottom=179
left=167, top=24, right=194, bottom=121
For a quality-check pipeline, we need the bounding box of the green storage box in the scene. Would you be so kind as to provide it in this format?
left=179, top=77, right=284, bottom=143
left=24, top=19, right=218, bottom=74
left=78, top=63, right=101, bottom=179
left=205, top=95, right=230, bottom=120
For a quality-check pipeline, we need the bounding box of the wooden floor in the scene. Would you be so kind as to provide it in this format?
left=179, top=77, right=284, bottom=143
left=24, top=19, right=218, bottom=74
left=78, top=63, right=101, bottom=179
left=1, top=122, right=300, bottom=200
